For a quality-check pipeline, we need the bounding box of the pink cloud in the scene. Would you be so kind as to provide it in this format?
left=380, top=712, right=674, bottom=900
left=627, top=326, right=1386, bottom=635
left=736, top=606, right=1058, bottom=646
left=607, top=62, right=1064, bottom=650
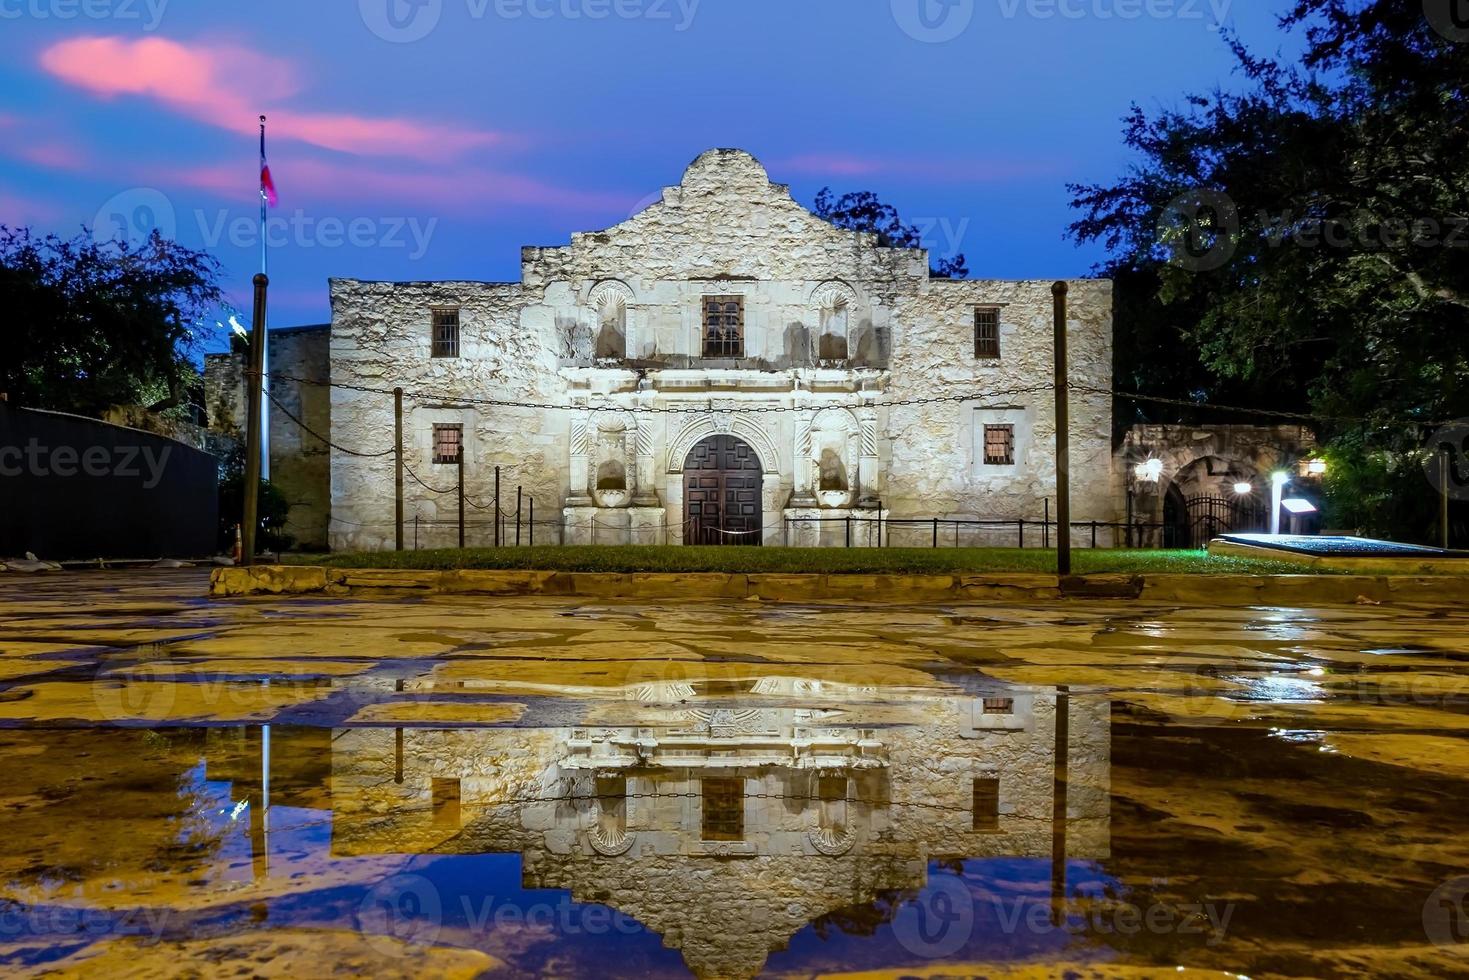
left=40, top=37, right=507, bottom=161
left=164, top=155, right=629, bottom=215
left=0, top=190, right=60, bottom=226
left=0, top=115, right=93, bottom=172
left=776, top=152, right=1062, bottom=184
left=17, top=141, right=90, bottom=171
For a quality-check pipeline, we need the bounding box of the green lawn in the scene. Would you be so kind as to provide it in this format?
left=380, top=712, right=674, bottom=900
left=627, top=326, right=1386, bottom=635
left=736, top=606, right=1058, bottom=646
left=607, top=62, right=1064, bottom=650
left=284, top=546, right=1328, bottom=576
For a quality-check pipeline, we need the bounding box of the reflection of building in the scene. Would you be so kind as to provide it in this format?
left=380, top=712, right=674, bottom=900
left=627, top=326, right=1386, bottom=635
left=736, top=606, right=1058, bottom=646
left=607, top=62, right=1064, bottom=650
left=329, top=679, right=1110, bottom=979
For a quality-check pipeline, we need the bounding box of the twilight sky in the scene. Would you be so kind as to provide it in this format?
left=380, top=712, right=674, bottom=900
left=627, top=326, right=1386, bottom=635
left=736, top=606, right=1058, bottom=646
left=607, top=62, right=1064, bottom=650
left=0, top=0, right=1294, bottom=349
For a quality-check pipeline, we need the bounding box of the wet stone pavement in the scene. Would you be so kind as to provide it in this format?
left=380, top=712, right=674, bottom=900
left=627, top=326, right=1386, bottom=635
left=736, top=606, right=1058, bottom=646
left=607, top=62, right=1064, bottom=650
left=0, top=570, right=1467, bottom=979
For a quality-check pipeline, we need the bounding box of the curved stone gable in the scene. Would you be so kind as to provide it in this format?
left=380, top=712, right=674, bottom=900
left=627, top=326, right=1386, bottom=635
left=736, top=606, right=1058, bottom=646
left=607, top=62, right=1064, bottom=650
left=524, top=148, right=929, bottom=289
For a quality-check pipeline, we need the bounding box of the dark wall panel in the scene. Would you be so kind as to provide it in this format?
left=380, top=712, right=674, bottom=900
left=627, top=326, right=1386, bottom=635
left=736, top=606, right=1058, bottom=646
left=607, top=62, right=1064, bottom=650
left=0, top=405, right=219, bottom=559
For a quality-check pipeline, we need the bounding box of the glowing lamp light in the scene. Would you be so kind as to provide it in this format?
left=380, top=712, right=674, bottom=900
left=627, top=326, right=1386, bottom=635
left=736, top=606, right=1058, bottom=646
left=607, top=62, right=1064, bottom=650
left=1269, top=471, right=1291, bottom=535
left=1233, top=482, right=1253, bottom=496
left=1135, top=459, right=1164, bottom=483
left=228, top=315, right=249, bottom=341
left=1281, top=498, right=1318, bottom=515
left=1306, top=459, right=1328, bottom=476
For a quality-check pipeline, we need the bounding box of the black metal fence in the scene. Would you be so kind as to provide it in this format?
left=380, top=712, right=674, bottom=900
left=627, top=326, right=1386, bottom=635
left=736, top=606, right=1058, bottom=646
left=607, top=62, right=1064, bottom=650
left=783, top=516, right=1168, bottom=549
left=385, top=500, right=1168, bottom=551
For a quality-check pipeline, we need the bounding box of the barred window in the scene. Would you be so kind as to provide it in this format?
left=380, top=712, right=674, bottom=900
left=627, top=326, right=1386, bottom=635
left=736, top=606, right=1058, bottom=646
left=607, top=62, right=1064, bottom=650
left=701, top=777, right=744, bottom=842
left=982, top=697, right=1015, bottom=715
left=975, top=307, right=1000, bottom=359
left=432, top=308, right=460, bottom=358
left=433, top=423, right=463, bottom=464
left=972, top=777, right=1000, bottom=831
left=983, top=424, right=1015, bottom=466
left=702, top=296, right=744, bottom=358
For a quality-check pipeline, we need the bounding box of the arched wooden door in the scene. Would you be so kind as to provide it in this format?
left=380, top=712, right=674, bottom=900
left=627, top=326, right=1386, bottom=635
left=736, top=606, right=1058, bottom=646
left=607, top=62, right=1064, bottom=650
left=683, top=435, right=763, bottom=546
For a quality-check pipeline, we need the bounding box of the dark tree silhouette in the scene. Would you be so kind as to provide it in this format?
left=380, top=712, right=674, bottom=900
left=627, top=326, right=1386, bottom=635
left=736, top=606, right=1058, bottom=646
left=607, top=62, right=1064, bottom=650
left=813, top=188, right=969, bottom=279
left=0, top=226, right=224, bottom=417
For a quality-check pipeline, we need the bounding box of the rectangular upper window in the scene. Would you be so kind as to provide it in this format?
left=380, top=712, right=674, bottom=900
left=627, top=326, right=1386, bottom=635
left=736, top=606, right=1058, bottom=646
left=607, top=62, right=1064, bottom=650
left=432, top=308, right=461, bottom=358
left=982, top=697, right=1015, bottom=715
left=974, top=307, right=1000, bottom=359
left=702, top=296, right=744, bottom=358
left=983, top=424, right=1015, bottom=466
left=433, top=423, right=463, bottom=465
left=972, top=777, right=1000, bottom=831
left=701, top=777, right=744, bottom=842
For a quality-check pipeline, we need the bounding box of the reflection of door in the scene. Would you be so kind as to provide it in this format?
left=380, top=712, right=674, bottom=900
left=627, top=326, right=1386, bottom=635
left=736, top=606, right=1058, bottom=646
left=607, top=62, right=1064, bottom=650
left=683, top=435, right=762, bottom=546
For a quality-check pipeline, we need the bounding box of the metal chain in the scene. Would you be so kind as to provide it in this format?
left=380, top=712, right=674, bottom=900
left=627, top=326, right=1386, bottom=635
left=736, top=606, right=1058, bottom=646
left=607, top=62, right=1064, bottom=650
left=1082, top=384, right=1457, bottom=428
left=263, top=371, right=1054, bottom=415
left=259, top=368, right=1454, bottom=428
left=262, top=388, right=394, bottom=458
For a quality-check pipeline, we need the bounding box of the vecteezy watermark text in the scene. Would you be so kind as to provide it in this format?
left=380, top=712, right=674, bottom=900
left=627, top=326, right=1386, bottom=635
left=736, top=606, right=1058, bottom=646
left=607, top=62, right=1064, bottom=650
left=892, top=875, right=1236, bottom=959
left=0, top=0, right=167, bottom=30
left=359, top=0, right=700, bottom=43
left=93, top=188, right=438, bottom=261
left=357, top=874, right=646, bottom=956
left=0, top=902, right=171, bottom=943
left=892, top=0, right=1230, bottom=43
left=1158, top=188, right=1469, bottom=272
left=0, top=440, right=172, bottom=489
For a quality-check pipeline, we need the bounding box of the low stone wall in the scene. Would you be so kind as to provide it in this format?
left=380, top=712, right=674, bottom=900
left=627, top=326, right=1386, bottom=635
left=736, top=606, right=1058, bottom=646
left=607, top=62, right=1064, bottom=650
left=210, top=566, right=1469, bottom=606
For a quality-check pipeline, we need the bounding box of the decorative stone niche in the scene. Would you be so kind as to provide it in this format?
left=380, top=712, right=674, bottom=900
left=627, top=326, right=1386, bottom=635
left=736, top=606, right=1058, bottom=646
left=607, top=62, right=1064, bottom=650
left=795, top=408, right=862, bottom=509
left=588, top=280, right=634, bottom=363
left=565, top=411, right=662, bottom=544
left=594, top=459, right=629, bottom=510
left=811, top=281, right=858, bottom=365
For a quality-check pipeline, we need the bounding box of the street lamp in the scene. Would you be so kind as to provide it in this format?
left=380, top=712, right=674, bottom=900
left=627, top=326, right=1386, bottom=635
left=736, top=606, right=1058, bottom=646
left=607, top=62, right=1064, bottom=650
left=1127, top=457, right=1163, bottom=549
left=1270, top=471, right=1290, bottom=535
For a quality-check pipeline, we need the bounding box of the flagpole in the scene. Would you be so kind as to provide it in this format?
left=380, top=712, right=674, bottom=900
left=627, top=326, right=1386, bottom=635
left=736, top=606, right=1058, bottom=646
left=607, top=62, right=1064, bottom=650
left=258, top=115, right=271, bottom=481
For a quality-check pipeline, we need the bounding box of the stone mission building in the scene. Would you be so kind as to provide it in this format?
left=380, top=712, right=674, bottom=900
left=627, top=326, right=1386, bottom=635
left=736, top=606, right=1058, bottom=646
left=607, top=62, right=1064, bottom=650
left=212, top=149, right=1117, bottom=550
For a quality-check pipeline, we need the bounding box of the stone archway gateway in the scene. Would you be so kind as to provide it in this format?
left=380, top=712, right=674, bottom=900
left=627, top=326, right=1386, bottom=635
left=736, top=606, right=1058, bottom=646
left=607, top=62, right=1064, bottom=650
left=683, top=435, right=763, bottom=546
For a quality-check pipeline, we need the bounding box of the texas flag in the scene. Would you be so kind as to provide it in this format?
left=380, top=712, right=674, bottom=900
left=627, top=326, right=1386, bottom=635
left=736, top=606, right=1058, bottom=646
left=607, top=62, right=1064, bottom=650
left=260, top=115, right=278, bottom=207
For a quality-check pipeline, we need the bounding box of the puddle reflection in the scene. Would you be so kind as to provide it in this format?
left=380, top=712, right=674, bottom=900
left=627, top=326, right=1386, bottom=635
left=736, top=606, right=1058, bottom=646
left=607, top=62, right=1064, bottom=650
left=2, top=672, right=1464, bottom=978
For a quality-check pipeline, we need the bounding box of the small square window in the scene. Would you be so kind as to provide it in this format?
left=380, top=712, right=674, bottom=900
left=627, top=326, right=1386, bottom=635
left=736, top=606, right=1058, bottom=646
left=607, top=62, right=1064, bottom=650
left=702, top=777, right=744, bottom=842
left=433, top=423, right=463, bottom=464
left=972, top=777, right=1000, bottom=831
left=983, top=425, right=1015, bottom=466
left=432, top=308, right=460, bottom=358
left=703, top=296, right=744, bottom=358
left=974, top=308, right=1000, bottom=359
left=982, top=697, right=1015, bottom=715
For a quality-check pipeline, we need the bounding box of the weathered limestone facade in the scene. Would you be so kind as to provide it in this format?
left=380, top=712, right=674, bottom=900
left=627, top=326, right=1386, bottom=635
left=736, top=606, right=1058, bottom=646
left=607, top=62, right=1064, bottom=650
left=204, top=325, right=332, bottom=549
left=280, top=150, right=1115, bottom=550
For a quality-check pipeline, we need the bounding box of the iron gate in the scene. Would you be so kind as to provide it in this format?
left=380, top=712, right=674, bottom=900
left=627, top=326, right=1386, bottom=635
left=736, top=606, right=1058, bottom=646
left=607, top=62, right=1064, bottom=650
left=1167, top=494, right=1265, bottom=549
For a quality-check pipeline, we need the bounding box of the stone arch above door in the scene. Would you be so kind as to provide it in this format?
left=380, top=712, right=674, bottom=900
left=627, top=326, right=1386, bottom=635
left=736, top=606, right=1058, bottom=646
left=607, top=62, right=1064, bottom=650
left=667, top=415, right=779, bottom=476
